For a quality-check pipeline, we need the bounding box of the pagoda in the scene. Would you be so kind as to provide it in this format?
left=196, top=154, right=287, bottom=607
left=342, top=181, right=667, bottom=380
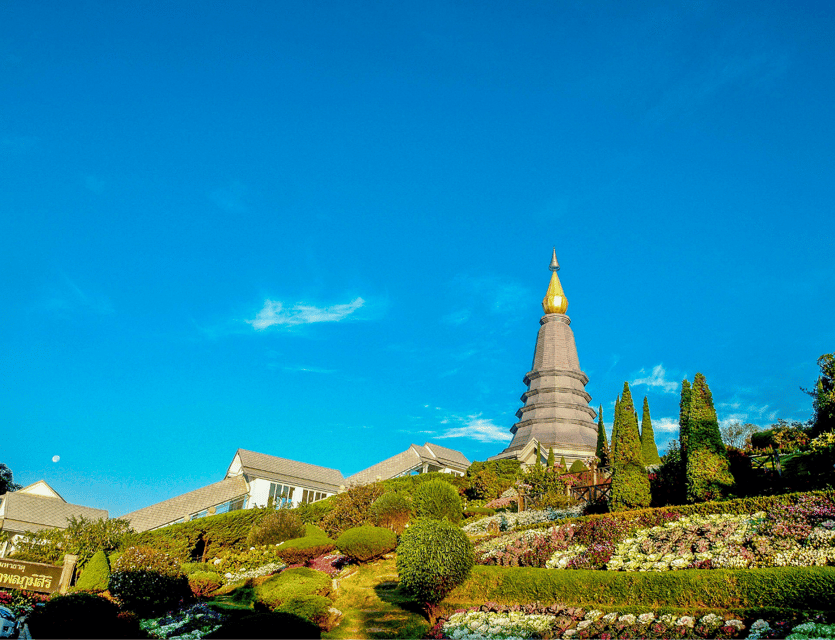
left=490, top=249, right=598, bottom=466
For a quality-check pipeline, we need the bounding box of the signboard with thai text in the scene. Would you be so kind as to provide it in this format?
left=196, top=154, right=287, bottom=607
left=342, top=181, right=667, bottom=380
left=0, top=559, right=64, bottom=593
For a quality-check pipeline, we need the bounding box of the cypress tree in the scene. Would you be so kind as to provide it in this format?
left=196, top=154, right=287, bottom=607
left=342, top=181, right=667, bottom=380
left=679, top=379, right=692, bottom=457
left=610, top=382, right=651, bottom=511
left=610, top=396, right=621, bottom=461
left=685, top=373, right=734, bottom=502
left=595, top=405, right=610, bottom=466
left=640, top=396, right=662, bottom=465
left=535, top=443, right=542, bottom=467
left=547, top=447, right=555, bottom=468
left=559, top=455, right=567, bottom=470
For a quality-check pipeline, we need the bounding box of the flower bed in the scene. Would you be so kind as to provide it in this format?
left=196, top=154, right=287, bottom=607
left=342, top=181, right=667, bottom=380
left=139, top=603, right=227, bottom=639
left=430, top=603, right=835, bottom=640
left=463, top=506, right=583, bottom=535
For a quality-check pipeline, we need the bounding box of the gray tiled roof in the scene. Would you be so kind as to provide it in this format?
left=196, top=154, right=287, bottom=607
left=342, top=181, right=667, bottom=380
left=345, top=442, right=470, bottom=486
left=233, top=449, right=345, bottom=493
left=0, top=492, right=108, bottom=534
left=121, top=476, right=249, bottom=532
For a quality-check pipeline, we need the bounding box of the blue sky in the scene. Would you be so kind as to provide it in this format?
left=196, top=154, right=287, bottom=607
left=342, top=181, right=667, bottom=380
left=2, top=1, right=833, bottom=516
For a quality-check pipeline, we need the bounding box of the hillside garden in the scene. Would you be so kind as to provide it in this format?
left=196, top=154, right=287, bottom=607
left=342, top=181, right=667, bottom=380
left=3, top=354, right=835, bottom=638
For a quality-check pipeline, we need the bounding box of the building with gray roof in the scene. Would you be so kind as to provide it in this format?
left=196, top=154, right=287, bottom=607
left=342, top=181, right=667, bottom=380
left=345, top=442, right=470, bottom=486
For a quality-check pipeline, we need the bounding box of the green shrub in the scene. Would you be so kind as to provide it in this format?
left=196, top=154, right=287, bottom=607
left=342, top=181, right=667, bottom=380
left=206, top=612, right=320, bottom=639
left=336, top=525, right=397, bottom=563
left=276, top=594, right=332, bottom=626
left=463, top=506, right=496, bottom=518
left=254, top=567, right=332, bottom=611
left=247, top=510, right=306, bottom=547
left=321, top=483, right=384, bottom=537
left=26, top=592, right=131, bottom=639
left=294, top=499, right=335, bottom=525
left=396, top=518, right=474, bottom=605
left=369, top=492, right=412, bottom=534
left=447, top=565, right=835, bottom=612
left=304, top=523, right=327, bottom=538
left=188, top=570, right=224, bottom=598
left=109, top=546, right=190, bottom=616
left=412, top=479, right=463, bottom=524
left=73, top=549, right=110, bottom=592
left=568, top=460, right=587, bottom=473
left=181, top=561, right=217, bottom=575
left=278, top=535, right=336, bottom=565
left=124, top=508, right=268, bottom=562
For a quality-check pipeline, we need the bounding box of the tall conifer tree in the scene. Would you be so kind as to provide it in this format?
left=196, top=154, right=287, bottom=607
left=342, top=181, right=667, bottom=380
left=679, top=379, right=692, bottom=457
left=611, top=396, right=621, bottom=461
left=610, top=382, right=651, bottom=511
left=685, top=373, right=734, bottom=502
left=547, top=447, right=555, bottom=468
left=640, top=396, right=662, bottom=465
left=596, top=405, right=610, bottom=466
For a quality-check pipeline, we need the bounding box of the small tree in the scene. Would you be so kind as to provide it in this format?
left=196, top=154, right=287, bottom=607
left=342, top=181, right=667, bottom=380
left=640, top=397, right=661, bottom=465
left=0, top=464, right=21, bottom=495
left=609, top=382, right=651, bottom=511
left=596, top=406, right=610, bottom=466
left=807, top=353, right=835, bottom=438
left=685, top=372, right=735, bottom=502
left=720, top=421, right=760, bottom=449
left=679, top=378, right=692, bottom=457
left=547, top=447, right=555, bottom=468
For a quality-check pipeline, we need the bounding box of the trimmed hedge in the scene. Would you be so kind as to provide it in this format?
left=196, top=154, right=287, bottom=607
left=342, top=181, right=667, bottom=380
left=278, top=535, right=336, bottom=565
left=413, top=479, right=463, bottom=524
left=188, top=571, right=224, bottom=598
left=447, top=565, right=835, bottom=611
left=276, top=594, right=332, bottom=626
left=254, top=567, right=332, bottom=612
left=125, top=508, right=269, bottom=562
left=518, top=488, right=835, bottom=533
left=73, top=549, right=110, bottom=592
left=247, top=510, right=306, bottom=547
left=336, top=525, right=397, bottom=563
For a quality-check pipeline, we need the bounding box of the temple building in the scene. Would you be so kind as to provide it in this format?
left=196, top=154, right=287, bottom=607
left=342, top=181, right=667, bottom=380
left=490, top=249, right=598, bottom=466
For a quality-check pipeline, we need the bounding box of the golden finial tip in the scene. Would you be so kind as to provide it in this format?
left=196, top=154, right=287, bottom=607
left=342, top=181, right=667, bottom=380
left=550, top=247, right=560, bottom=272
left=542, top=248, right=568, bottom=314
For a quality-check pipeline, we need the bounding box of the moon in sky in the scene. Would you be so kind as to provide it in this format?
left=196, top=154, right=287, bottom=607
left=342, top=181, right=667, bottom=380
left=52, top=455, right=60, bottom=463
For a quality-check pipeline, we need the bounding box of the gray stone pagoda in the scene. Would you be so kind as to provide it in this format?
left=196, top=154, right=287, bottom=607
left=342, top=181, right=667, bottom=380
left=490, top=249, right=598, bottom=466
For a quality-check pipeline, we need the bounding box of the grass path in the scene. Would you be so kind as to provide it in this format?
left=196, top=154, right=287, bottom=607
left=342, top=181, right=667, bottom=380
left=324, top=557, right=429, bottom=639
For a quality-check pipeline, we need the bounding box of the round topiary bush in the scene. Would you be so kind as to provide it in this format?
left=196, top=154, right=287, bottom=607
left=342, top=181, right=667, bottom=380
left=109, top=546, right=191, bottom=616
left=277, top=535, right=336, bottom=565
left=335, top=525, right=397, bottom=563
left=188, top=570, right=224, bottom=598
left=370, top=492, right=411, bottom=533
left=247, top=510, right=307, bottom=547
left=74, top=549, right=110, bottom=592
left=412, top=479, right=463, bottom=524
left=396, top=518, right=474, bottom=605
left=26, top=592, right=129, bottom=639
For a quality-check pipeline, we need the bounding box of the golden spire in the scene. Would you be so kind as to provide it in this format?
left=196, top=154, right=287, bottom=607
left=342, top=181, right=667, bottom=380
left=541, top=247, right=568, bottom=314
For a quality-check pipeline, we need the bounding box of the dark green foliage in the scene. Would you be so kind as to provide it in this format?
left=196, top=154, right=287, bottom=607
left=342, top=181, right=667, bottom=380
left=26, top=592, right=135, bottom=639
left=449, top=565, right=835, bottom=612
left=559, top=455, right=567, bottom=470
left=464, top=467, right=501, bottom=501
left=396, top=518, right=474, bottom=605
left=74, top=549, right=110, bottom=592
left=381, top=471, right=468, bottom=496
left=13, top=516, right=133, bottom=568
left=547, top=447, right=555, bottom=468
left=304, top=523, right=327, bottom=537
left=0, top=463, right=21, bottom=495
left=109, top=546, right=191, bottom=616
left=519, top=464, right=574, bottom=510
left=568, top=459, right=587, bottom=473
left=596, top=406, right=610, bottom=466
left=369, top=492, right=412, bottom=534
left=206, top=612, right=320, bottom=639
left=277, top=535, right=336, bottom=565
left=685, top=373, right=734, bottom=502
left=125, top=508, right=268, bottom=562
left=640, top=397, right=662, bottom=465
left=610, top=382, right=651, bottom=511
left=463, top=506, right=496, bottom=518
left=751, top=421, right=810, bottom=450
left=649, top=441, right=686, bottom=507
left=321, top=482, right=384, bottom=537
left=535, top=443, right=542, bottom=466
left=335, top=525, right=397, bottom=563
left=412, top=479, right=463, bottom=524
left=246, top=509, right=306, bottom=547
left=254, top=567, right=332, bottom=612
left=679, top=379, right=692, bottom=457
left=188, top=571, right=223, bottom=598
left=276, top=594, right=332, bottom=626
left=808, top=353, right=835, bottom=437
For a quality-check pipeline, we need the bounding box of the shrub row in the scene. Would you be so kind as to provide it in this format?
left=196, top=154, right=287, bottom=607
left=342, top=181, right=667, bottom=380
left=517, top=489, right=835, bottom=533
left=277, top=535, right=336, bottom=565
left=446, top=565, right=835, bottom=612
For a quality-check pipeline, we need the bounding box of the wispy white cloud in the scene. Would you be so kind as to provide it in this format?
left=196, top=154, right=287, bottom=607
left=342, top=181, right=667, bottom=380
left=247, top=297, right=365, bottom=330
left=274, top=365, right=337, bottom=374
left=437, top=415, right=510, bottom=444
left=653, top=418, right=680, bottom=433
left=631, top=364, right=679, bottom=394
